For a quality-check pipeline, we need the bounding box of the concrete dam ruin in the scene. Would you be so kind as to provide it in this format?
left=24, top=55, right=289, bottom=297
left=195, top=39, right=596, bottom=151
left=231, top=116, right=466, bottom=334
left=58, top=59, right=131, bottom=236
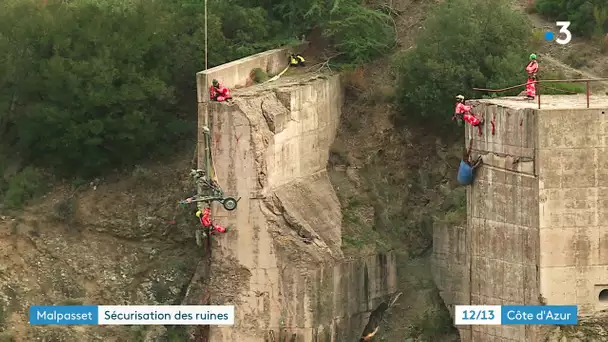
left=434, top=95, right=608, bottom=341
left=186, top=48, right=398, bottom=341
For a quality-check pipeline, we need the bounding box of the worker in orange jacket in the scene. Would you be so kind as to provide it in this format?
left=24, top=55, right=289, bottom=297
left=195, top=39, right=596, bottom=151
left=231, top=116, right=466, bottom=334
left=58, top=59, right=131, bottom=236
left=195, top=208, right=227, bottom=235
left=454, top=95, right=483, bottom=127
left=209, top=79, right=231, bottom=102
left=525, top=53, right=539, bottom=99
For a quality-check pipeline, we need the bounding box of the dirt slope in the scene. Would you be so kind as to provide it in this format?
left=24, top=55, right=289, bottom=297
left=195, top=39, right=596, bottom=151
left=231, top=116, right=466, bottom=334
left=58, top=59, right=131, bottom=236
left=0, top=153, right=203, bottom=341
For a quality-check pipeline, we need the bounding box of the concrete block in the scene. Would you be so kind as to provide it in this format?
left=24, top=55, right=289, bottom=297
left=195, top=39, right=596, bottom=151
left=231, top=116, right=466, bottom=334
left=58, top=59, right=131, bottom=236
left=197, top=48, right=290, bottom=103
left=434, top=96, right=608, bottom=341
left=199, top=68, right=396, bottom=341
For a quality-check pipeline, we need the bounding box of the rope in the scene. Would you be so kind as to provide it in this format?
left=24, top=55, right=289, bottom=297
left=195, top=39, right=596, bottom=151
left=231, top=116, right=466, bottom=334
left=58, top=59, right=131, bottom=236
left=194, top=0, right=209, bottom=212
left=265, top=64, right=291, bottom=83
left=206, top=129, right=222, bottom=189
left=202, top=0, right=223, bottom=190
left=204, top=0, right=208, bottom=72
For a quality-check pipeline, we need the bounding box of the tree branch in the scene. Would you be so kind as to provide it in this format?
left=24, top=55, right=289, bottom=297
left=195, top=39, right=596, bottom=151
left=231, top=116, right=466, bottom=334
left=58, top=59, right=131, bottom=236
left=306, top=52, right=344, bottom=73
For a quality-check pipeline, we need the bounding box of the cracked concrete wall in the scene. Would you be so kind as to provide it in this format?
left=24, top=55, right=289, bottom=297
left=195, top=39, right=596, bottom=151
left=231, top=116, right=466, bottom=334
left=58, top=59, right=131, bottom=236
left=536, top=107, right=608, bottom=316
left=432, top=223, right=469, bottom=335
left=434, top=101, right=542, bottom=342
left=434, top=97, right=608, bottom=341
left=467, top=103, right=541, bottom=342
left=199, top=74, right=397, bottom=341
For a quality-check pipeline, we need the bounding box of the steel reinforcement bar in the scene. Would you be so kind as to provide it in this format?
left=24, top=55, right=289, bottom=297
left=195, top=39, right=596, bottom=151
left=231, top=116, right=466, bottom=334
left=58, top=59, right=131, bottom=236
left=472, top=78, right=608, bottom=109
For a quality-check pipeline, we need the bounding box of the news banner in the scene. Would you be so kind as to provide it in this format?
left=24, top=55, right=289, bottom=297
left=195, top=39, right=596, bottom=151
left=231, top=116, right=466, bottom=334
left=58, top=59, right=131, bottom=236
left=29, top=306, right=235, bottom=325
left=28, top=304, right=576, bottom=326
left=454, top=305, right=577, bottom=325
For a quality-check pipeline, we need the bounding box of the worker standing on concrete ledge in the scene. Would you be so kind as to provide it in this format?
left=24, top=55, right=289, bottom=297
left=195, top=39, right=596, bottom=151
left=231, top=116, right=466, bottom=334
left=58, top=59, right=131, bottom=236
left=209, top=79, right=232, bottom=102
left=525, top=54, right=539, bottom=100
left=457, top=139, right=483, bottom=185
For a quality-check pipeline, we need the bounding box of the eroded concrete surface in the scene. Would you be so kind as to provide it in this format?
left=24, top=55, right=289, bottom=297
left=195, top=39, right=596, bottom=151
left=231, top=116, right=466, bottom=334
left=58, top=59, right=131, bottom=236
left=193, top=69, right=397, bottom=341
left=434, top=95, right=608, bottom=341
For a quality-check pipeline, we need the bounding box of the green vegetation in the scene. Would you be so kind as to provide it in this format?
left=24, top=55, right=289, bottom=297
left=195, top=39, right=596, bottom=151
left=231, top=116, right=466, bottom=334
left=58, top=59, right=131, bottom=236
left=408, top=304, right=455, bottom=339
left=394, top=0, right=532, bottom=127
left=251, top=68, right=269, bottom=83
left=535, top=0, right=608, bottom=38
left=166, top=326, right=189, bottom=341
left=0, top=0, right=394, bottom=208
left=2, top=167, right=47, bottom=209
left=538, top=70, right=587, bottom=94
left=539, top=82, right=586, bottom=94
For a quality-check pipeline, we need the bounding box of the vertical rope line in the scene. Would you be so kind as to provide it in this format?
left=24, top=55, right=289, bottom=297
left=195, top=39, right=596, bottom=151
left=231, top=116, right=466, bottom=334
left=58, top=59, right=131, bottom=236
left=204, top=0, right=208, bottom=72
left=203, top=0, right=221, bottom=189
left=203, top=0, right=211, bottom=183
left=198, top=0, right=210, bottom=213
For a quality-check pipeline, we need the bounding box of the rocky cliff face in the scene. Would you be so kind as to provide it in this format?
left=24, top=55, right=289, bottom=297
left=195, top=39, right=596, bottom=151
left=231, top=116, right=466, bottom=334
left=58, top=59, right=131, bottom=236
left=0, top=156, right=208, bottom=341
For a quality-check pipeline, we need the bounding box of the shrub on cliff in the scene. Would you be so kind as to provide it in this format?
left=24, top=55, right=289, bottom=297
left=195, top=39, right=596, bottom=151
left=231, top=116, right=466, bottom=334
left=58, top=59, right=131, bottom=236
left=393, top=0, right=531, bottom=128
left=322, top=3, right=396, bottom=63
left=239, top=0, right=396, bottom=63
left=0, top=0, right=293, bottom=178
left=0, top=0, right=393, bottom=180
left=2, top=167, right=47, bottom=209
left=0, top=1, right=189, bottom=177
left=535, top=0, right=608, bottom=38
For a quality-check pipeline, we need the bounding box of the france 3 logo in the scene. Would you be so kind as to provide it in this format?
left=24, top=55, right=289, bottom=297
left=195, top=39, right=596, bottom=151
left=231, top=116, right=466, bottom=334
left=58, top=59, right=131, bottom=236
left=544, top=21, right=572, bottom=45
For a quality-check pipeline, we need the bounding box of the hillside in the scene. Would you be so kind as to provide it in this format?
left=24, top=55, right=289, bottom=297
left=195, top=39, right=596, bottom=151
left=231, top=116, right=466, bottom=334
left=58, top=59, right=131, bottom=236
left=515, top=0, right=608, bottom=93
left=1, top=0, right=608, bottom=341
left=0, top=154, right=203, bottom=341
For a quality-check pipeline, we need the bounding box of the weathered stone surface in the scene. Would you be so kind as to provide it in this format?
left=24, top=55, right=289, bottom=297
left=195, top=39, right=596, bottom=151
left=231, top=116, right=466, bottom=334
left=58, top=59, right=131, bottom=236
left=434, top=95, right=608, bottom=341
left=197, top=61, right=398, bottom=340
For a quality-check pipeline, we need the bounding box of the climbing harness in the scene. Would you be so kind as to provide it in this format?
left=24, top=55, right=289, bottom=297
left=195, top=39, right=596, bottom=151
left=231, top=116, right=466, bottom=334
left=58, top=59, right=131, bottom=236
left=454, top=99, right=483, bottom=136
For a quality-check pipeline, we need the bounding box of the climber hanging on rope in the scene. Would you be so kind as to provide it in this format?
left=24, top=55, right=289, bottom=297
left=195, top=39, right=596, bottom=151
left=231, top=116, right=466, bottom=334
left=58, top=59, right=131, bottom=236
left=289, top=54, right=305, bottom=67
left=209, top=79, right=232, bottom=102
left=454, top=95, right=484, bottom=136
left=525, top=53, right=539, bottom=100
left=457, top=139, right=483, bottom=185
left=196, top=208, right=227, bottom=236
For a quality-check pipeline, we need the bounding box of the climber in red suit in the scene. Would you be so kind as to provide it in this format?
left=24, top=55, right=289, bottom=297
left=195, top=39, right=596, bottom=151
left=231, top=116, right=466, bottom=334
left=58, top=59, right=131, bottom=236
left=454, top=94, right=482, bottom=127
left=196, top=208, right=227, bottom=235
left=209, top=79, right=231, bottom=102
left=525, top=53, right=539, bottom=99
